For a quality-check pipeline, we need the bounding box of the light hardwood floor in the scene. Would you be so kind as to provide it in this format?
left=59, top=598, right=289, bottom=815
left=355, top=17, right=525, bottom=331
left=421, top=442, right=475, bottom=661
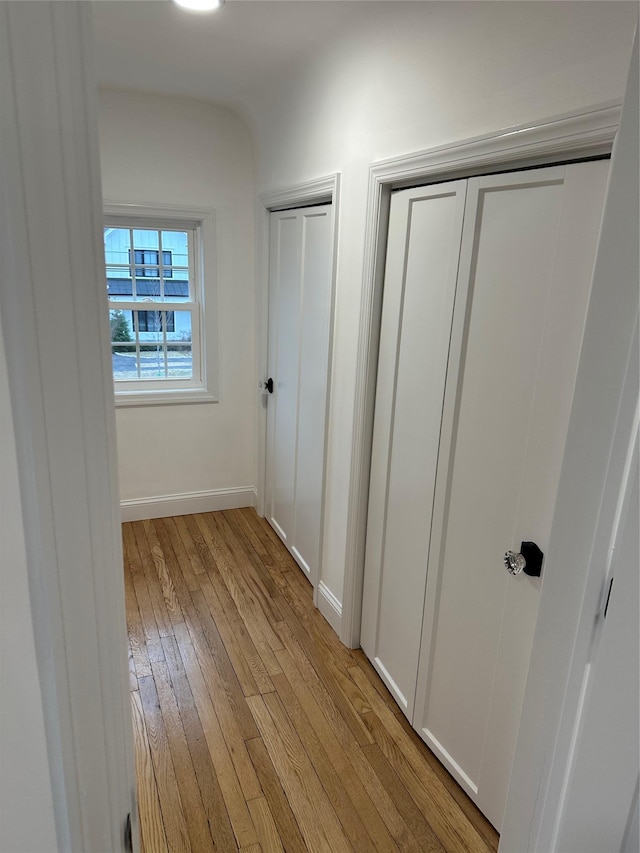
left=124, top=508, right=499, bottom=853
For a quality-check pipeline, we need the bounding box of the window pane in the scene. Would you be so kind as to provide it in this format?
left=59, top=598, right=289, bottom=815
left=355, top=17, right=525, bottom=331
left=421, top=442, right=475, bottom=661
left=169, top=311, right=192, bottom=342
left=137, top=310, right=158, bottom=333
left=111, top=344, right=138, bottom=380
left=135, top=278, right=161, bottom=299
left=136, top=308, right=164, bottom=339
left=110, top=309, right=134, bottom=343
left=104, top=228, right=131, bottom=267
left=132, top=229, right=159, bottom=251
left=167, top=345, right=192, bottom=378
left=139, top=344, right=167, bottom=379
left=135, top=266, right=161, bottom=279
left=106, top=272, right=133, bottom=299
left=132, top=249, right=162, bottom=279
left=165, top=273, right=189, bottom=301
left=136, top=310, right=175, bottom=333
left=106, top=265, right=131, bottom=279
left=162, top=231, right=188, bottom=267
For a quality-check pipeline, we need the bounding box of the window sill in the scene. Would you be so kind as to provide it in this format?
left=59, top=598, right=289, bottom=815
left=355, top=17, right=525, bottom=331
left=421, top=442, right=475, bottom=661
left=114, top=388, right=218, bottom=408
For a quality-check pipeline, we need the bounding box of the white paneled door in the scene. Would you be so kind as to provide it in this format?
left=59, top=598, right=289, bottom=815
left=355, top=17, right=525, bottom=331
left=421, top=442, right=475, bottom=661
left=362, top=161, right=609, bottom=830
left=361, top=181, right=468, bottom=715
left=265, top=204, right=333, bottom=587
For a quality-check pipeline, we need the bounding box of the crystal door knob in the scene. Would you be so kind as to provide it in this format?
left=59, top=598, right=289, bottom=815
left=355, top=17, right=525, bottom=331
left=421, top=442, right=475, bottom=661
left=504, top=542, right=544, bottom=577
left=504, top=550, right=526, bottom=575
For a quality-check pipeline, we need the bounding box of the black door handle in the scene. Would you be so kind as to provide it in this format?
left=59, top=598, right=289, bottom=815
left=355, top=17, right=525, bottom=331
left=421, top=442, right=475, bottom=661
left=263, top=378, right=274, bottom=394
left=520, top=541, right=544, bottom=577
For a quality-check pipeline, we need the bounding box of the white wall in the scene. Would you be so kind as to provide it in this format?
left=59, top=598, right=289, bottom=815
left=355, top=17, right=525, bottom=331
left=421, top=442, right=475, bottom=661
left=0, top=323, right=57, bottom=853
left=250, top=1, right=638, bottom=610
left=99, top=90, right=256, bottom=509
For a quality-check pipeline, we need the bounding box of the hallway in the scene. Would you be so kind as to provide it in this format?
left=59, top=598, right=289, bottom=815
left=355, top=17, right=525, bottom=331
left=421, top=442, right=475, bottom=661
left=124, top=508, right=499, bottom=852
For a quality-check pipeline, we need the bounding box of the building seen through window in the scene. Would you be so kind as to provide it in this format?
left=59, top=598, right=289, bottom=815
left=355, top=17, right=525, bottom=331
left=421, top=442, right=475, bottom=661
left=104, top=226, right=194, bottom=383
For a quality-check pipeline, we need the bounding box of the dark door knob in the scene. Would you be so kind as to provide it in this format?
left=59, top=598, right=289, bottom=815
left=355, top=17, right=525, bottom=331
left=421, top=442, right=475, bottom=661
left=260, top=378, right=274, bottom=394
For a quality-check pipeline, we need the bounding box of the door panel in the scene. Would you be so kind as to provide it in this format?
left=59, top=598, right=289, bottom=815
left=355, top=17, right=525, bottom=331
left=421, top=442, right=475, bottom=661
left=476, top=163, right=615, bottom=823
left=291, top=210, right=332, bottom=577
left=413, top=162, right=610, bottom=829
left=361, top=182, right=467, bottom=715
left=266, top=205, right=332, bottom=585
left=268, top=214, right=301, bottom=544
left=420, top=171, right=570, bottom=788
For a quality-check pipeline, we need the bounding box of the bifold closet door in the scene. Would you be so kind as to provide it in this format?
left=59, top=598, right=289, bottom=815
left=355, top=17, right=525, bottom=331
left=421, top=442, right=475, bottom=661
left=360, top=181, right=467, bottom=717
left=362, top=160, right=610, bottom=830
left=265, top=205, right=332, bottom=586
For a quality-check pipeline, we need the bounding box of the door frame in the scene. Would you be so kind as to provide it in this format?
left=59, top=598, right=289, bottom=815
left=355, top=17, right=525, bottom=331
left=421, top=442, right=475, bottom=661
left=501, top=31, right=639, bottom=850
left=341, top=100, right=622, bottom=650
left=1, top=3, right=137, bottom=850
left=257, top=174, right=340, bottom=613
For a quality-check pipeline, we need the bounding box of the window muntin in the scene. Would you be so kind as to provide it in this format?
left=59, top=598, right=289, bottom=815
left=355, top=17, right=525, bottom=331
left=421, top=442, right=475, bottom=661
left=104, top=218, right=205, bottom=400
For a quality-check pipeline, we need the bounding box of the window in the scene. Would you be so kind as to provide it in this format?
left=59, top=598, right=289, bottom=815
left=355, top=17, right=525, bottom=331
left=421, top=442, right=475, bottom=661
left=132, top=249, right=173, bottom=277
left=104, top=205, right=217, bottom=405
left=136, top=310, right=175, bottom=333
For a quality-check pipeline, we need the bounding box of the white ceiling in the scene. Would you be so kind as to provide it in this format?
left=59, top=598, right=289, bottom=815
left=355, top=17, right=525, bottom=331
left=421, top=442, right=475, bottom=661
left=92, top=0, right=377, bottom=114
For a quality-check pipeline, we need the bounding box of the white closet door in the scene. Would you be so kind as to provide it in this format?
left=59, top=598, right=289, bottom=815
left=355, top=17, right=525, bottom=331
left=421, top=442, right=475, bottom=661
left=266, top=205, right=332, bottom=585
left=361, top=182, right=467, bottom=716
left=412, top=161, right=610, bottom=830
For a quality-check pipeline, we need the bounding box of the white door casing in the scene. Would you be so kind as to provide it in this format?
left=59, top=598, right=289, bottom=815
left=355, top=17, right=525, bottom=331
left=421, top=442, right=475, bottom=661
left=0, top=3, right=137, bottom=850
left=265, top=205, right=333, bottom=588
left=363, top=160, right=610, bottom=830
left=554, top=377, right=638, bottom=853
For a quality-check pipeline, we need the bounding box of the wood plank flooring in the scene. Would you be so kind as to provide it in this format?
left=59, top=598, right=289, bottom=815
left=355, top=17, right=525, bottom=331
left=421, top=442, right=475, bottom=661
left=124, top=508, right=499, bottom=853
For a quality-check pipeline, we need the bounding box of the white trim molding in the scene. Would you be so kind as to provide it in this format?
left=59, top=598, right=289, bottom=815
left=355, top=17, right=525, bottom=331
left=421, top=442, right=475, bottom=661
left=114, top=388, right=217, bottom=407
left=317, top=581, right=343, bottom=636
left=341, top=102, right=622, bottom=648
left=121, top=486, right=256, bottom=522
left=367, top=101, right=620, bottom=190
left=260, top=174, right=338, bottom=211
left=0, top=4, right=137, bottom=849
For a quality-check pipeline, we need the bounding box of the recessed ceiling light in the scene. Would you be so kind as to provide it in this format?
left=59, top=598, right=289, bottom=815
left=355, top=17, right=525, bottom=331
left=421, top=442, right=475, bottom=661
left=172, top=0, right=225, bottom=12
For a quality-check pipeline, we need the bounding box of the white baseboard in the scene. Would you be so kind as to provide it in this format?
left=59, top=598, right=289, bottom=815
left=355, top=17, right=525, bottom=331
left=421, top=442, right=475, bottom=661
left=120, top=486, right=256, bottom=522
left=317, top=581, right=342, bottom=636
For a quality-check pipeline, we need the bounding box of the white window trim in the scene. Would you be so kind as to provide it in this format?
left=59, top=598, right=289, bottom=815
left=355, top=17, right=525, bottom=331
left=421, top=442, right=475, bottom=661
left=104, top=201, right=218, bottom=407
